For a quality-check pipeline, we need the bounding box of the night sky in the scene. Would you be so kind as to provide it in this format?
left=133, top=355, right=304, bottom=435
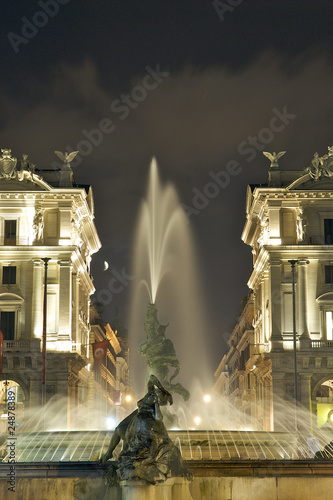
left=1, top=1, right=333, bottom=388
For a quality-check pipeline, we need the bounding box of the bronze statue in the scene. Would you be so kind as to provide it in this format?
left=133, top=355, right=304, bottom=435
left=139, top=304, right=190, bottom=403
left=99, top=375, right=191, bottom=484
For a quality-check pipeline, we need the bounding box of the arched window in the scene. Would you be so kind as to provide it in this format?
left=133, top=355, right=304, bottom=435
left=0, top=293, right=24, bottom=341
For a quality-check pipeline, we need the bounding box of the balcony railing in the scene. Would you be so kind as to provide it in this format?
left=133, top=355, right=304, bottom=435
left=4, top=339, right=41, bottom=351
left=2, top=237, right=30, bottom=246
left=71, top=343, right=87, bottom=358
left=311, top=340, right=333, bottom=349
left=4, top=340, right=89, bottom=355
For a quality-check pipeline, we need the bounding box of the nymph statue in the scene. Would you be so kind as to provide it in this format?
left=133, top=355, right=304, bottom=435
left=99, top=375, right=191, bottom=484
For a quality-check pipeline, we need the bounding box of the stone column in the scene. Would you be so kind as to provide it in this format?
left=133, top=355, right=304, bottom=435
left=58, top=260, right=72, bottom=341
left=31, top=259, right=43, bottom=339
left=252, top=289, right=259, bottom=345
left=320, top=308, right=325, bottom=340
left=262, top=269, right=270, bottom=344
left=270, top=260, right=283, bottom=352
left=298, top=259, right=310, bottom=349
left=71, top=272, right=79, bottom=344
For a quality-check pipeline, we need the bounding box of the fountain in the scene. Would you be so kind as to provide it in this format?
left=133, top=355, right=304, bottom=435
left=129, top=158, right=210, bottom=394
left=1, top=159, right=333, bottom=499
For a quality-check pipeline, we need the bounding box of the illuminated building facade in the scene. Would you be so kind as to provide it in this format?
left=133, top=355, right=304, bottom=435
left=88, top=306, right=131, bottom=428
left=0, top=148, right=102, bottom=429
left=215, top=148, right=333, bottom=432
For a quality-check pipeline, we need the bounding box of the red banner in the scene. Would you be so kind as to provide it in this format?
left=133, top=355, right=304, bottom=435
left=92, top=340, right=109, bottom=370
left=0, top=331, right=3, bottom=376
left=113, top=390, right=122, bottom=405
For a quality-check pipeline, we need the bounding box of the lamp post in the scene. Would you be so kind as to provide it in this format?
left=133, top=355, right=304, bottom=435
left=288, top=259, right=298, bottom=432
left=41, top=258, right=50, bottom=409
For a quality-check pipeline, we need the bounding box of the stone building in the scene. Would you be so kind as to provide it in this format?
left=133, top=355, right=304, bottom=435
left=88, top=306, right=131, bottom=429
left=0, top=148, right=129, bottom=431
left=215, top=148, right=333, bottom=433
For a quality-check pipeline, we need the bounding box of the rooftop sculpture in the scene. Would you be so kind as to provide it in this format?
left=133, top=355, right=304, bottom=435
left=263, top=151, right=286, bottom=168
left=305, top=147, right=333, bottom=180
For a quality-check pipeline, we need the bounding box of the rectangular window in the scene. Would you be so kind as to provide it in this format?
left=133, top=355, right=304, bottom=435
left=0, top=311, right=15, bottom=340
left=281, top=209, right=296, bottom=244
left=47, top=291, right=58, bottom=333
left=4, top=220, right=16, bottom=246
left=325, top=266, right=333, bottom=284
left=324, top=219, right=333, bottom=244
left=2, top=266, right=16, bottom=285
left=326, top=311, right=333, bottom=341
left=45, top=211, right=58, bottom=238
left=283, top=292, right=293, bottom=333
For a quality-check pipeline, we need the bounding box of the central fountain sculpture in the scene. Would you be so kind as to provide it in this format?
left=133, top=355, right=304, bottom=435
left=98, top=158, right=194, bottom=495
left=139, top=303, right=190, bottom=403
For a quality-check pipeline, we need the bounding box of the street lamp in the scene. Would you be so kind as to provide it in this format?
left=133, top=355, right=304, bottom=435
left=41, top=258, right=50, bottom=409
left=203, top=394, right=211, bottom=403
left=288, top=259, right=298, bottom=432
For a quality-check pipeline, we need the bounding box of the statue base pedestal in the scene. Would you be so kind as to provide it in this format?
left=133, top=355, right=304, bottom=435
left=171, top=478, right=192, bottom=500
left=119, top=479, right=175, bottom=500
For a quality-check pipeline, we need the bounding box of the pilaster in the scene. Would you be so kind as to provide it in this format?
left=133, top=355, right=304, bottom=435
left=58, top=260, right=72, bottom=341
left=262, top=268, right=270, bottom=344
left=31, top=259, right=43, bottom=339
left=29, top=376, right=41, bottom=408
left=72, top=272, right=80, bottom=344
left=269, top=260, right=283, bottom=352
left=298, top=259, right=311, bottom=349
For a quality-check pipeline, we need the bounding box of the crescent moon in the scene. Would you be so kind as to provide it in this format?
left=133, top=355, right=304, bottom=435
left=104, top=261, right=109, bottom=271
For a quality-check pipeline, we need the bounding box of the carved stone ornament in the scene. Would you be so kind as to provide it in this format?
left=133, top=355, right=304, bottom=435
left=0, top=149, right=35, bottom=181
left=0, top=149, right=17, bottom=179
left=263, top=151, right=286, bottom=168
left=54, top=151, right=79, bottom=169
left=305, top=147, right=333, bottom=180
left=33, top=207, right=44, bottom=244
left=258, top=217, right=269, bottom=248
left=296, top=211, right=307, bottom=241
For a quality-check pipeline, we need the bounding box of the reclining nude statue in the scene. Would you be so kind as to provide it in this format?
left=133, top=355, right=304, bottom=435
left=99, top=375, right=192, bottom=484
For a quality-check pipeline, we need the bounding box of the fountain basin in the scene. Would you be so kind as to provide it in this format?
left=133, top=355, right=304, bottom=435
left=1, top=460, right=333, bottom=500
left=0, top=430, right=303, bottom=463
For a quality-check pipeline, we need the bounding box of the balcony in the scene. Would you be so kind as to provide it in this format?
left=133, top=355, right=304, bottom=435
left=2, top=237, right=30, bottom=246
left=71, top=343, right=87, bottom=358
left=311, top=340, right=333, bottom=349
left=3, top=339, right=41, bottom=352
left=316, top=396, right=333, bottom=404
